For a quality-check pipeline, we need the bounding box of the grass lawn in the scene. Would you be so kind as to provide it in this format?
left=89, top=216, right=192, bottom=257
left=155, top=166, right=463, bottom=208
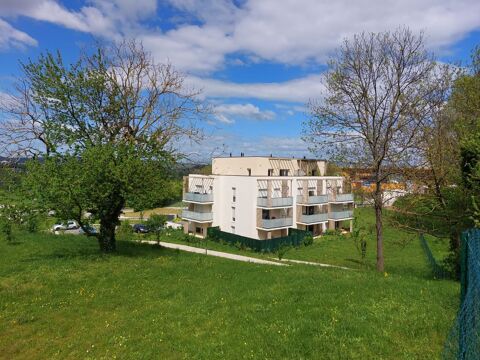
left=0, top=209, right=459, bottom=359
left=121, top=206, right=182, bottom=218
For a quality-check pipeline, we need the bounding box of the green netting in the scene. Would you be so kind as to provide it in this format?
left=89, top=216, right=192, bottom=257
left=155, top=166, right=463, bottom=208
left=419, top=233, right=450, bottom=279
left=207, top=226, right=311, bottom=252
left=443, top=228, right=480, bottom=360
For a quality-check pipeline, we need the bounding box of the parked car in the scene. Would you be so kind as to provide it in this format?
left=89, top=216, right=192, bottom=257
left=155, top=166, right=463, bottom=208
left=52, top=220, right=79, bottom=232
left=79, top=225, right=98, bottom=236
left=133, top=224, right=149, bottom=233
left=165, top=221, right=183, bottom=230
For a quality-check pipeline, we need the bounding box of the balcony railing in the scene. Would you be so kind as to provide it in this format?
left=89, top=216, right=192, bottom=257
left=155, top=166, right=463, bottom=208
left=298, top=213, right=328, bottom=224
left=257, top=197, right=293, bottom=208
left=258, top=217, right=293, bottom=229
left=328, top=193, right=354, bottom=202
left=181, top=210, right=213, bottom=222
left=183, top=192, right=213, bottom=203
left=296, top=194, right=329, bottom=205
left=329, top=210, right=354, bottom=220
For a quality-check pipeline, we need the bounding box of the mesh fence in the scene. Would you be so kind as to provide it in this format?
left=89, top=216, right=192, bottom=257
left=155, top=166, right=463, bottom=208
left=443, top=228, right=480, bottom=360
left=207, top=226, right=311, bottom=252
left=419, top=233, right=450, bottom=279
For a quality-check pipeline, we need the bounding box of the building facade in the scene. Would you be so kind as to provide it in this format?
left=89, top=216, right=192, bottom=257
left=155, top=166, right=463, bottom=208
left=182, top=156, right=354, bottom=239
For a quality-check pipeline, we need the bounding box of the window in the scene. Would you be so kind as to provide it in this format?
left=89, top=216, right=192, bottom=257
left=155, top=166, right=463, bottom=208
left=195, top=227, right=202, bottom=235
left=231, top=226, right=235, bottom=234
left=232, top=187, right=236, bottom=202
left=232, top=207, right=236, bottom=221
left=268, top=169, right=274, bottom=176
left=279, top=169, right=289, bottom=176
left=247, top=168, right=251, bottom=176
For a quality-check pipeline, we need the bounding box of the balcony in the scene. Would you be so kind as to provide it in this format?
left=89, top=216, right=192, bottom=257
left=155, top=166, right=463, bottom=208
left=181, top=210, right=213, bottom=223
left=329, top=210, right=354, bottom=220
left=258, top=217, right=293, bottom=229
left=296, top=194, right=329, bottom=205
left=257, top=197, right=293, bottom=208
left=328, top=193, right=354, bottom=203
left=183, top=192, right=213, bottom=203
left=298, top=213, right=328, bottom=224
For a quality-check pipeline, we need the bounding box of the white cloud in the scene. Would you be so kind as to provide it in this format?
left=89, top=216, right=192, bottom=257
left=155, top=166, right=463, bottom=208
left=190, top=74, right=325, bottom=103
left=215, top=103, right=275, bottom=121
left=215, top=113, right=235, bottom=124
left=0, top=18, right=37, bottom=50
left=1, top=0, right=480, bottom=71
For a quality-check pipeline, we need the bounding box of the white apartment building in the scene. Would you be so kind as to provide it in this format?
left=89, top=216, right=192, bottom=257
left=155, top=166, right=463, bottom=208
left=181, top=156, right=354, bottom=239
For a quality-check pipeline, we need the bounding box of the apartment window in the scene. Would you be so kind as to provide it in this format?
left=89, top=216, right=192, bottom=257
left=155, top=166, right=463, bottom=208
left=232, top=187, right=236, bottom=202
left=268, top=169, right=274, bottom=176
left=231, top=226, right=235, bottom=234
left=232, top=207, right=236, bottom=221
left=247, top=168, right=251, bottom=176
left=279, top=169, right=289, bottom=176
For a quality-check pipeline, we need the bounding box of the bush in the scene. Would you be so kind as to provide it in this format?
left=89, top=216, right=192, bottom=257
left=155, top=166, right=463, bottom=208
left=117, top=221, right=134, bottom=241
left=23, top=213, right=39, bottom=233
left=277, top=244, right=291, bottom=260
left=0, top=219, right=14, bottom=243
left=302, top=234, right=314, bottom=246
left=146, top=214, right=167, bottom=242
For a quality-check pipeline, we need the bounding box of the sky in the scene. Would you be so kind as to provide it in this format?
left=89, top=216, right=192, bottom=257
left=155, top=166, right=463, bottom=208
left=0, top=0, right=479, bottom=161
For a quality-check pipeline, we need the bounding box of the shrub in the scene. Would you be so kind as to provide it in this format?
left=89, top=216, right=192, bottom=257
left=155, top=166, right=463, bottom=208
left=23, top=213, right=39, bottom=233
left=302, top=234, right=314, bottom=246
left=146, top=214, right=167, bottom=243
left=117, top=221, right=134, bottom=241
left=277, top=244, right=291, bottom=260
left=0, top=219, right=14, bottom=243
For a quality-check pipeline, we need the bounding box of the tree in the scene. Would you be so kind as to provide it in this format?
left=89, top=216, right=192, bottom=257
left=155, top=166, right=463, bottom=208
left=305, top=28, right=452, bottom=271
left=0, top=40, right=205, bottom=252
left=146, top=214, right=168, bottom=244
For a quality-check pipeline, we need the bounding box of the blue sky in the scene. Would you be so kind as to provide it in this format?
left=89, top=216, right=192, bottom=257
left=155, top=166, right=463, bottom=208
left=1, top=0, right=479, bottom=161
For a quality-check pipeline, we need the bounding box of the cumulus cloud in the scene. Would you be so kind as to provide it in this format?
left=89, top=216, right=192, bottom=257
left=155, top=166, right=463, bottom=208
left=190, top=74, right=325, bottom=103
left=1, top=0, right=480, bottom=70
left=0, top=18, right=37, bottom=50
left=215, top=103, right=275, bottom=122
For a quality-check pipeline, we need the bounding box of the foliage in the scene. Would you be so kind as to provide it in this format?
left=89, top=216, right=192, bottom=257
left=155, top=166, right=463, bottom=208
left=302, top=234, right=314, bottom=246
left=0, top=218, right=14, bottom=243
left=146, top=214, right=168, bottom=242
left=116, top=221, right=134, bottom=242
left=276, top=244, right=291, bottom=260
left=351, top=217, right=371, bottom=261
left=1, top=40, right=205, bottom=252
left=22, top=213, right=39, bottom=233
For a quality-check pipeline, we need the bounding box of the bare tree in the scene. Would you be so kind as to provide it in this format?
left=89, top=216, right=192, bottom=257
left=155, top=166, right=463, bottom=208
left=305, top=28, right=453, bottom=271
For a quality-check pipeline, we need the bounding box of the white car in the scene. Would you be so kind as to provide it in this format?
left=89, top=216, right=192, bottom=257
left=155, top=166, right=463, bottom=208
left=52, top=220, right=79, bottom=232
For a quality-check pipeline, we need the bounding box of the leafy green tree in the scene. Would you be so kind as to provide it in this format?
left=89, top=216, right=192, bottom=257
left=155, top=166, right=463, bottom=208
left=1, top=40, right=205, bottom=252
left=146, top=214, right=168, bottom=243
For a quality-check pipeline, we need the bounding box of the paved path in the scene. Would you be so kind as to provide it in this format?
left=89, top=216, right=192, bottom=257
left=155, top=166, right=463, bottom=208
left=274, top=258, right=351, bottom=270
left=141, top=240, right=287, bottom=266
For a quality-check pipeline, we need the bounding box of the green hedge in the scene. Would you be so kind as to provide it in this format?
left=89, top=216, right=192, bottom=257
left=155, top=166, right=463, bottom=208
left=207, top=226, right=311, bottom=252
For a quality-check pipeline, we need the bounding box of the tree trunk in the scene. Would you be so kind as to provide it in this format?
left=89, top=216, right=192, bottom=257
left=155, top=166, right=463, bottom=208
left=374, top=182, right=385, bottom=272
left=97, top=195, right=125, bottom=253
left=98, top=219, right=117, bottom=252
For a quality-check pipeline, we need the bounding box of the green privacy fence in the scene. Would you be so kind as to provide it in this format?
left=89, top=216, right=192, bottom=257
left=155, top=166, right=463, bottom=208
left=443, top=228, right=480, bottom=360
left=207, top=226, right=311, bottom=252
left=419, top=233, right=450, bottom=279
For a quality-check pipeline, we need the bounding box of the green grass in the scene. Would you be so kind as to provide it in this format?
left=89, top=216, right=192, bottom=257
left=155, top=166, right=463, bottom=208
left=0, top=210, right=459, bottom=359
